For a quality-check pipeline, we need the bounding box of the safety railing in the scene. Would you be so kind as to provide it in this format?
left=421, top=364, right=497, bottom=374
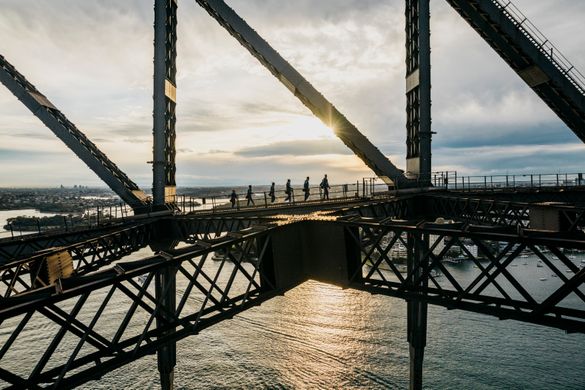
left=3, top=203, right=135, bottom=238
left=1, top=182, right=375, bottom=238
left=48, top=181, right=386, bottom=227
left=436, top=172, right=585, bottom=192
left=191, top=183, right=363, bottom=213
left=493, top=0, right=585, bottom=95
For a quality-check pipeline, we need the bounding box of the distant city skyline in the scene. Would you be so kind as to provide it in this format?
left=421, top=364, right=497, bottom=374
left=1, top=0, right=584, bottom=188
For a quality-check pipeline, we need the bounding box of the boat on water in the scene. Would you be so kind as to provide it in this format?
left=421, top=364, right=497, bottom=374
left=442, top=258, right=462, bottom=264
left=390, top=244, right=408, bottom=260
left=212, top=251, right=226, bottom=261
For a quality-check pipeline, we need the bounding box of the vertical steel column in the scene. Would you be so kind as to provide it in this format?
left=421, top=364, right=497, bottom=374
left=406, top=232, right=429, bottom=390
left=153, top=2, right=177, bottom=387
left=153, top=0, right=178, bottom=207
left=405, top=0, right=432, bottom=185
left=156, top=265, right=177, bottom=390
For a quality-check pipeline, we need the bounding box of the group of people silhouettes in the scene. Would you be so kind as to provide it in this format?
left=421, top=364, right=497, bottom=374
left=229, top=174, right=331, bottom=208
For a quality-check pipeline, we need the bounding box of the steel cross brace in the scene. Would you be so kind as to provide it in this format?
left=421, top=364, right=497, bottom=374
left=344, top=217, right=585, bottom=333
left=0, top=223, right=156, bottom=299
left=0, top=224, right=282, bottom=389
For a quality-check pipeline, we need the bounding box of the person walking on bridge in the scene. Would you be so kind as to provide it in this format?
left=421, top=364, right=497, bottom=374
left=320, top=174, right=330, bottom=200
left=246, top=185, right=255, bottom=206
left=303, top=176, right=310, bottom=201
left=269, top=182, right=276, bottom=203
left=229, top=190, right=238, bottom=209
left=284, top=179, right=292, bottom=202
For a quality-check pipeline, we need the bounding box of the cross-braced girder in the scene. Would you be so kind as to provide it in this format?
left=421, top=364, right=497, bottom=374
left=0, top=224, right=284, bottom=389
left=0, top=223, right=156, bottom=299
left=174, top=215, right=276, bottom=243
left=336, top=193, right=585, bottom=234
left=0, top=197, right=583, bottom=388
left=346, top=217, right=585, bottom=333
left=0, top=225, right=131, bottom=265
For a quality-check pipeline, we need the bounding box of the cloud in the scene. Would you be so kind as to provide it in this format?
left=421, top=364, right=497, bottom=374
left=0, top=131, right=55, bottom=141
left=177, top=103, right=301, bottom=133
left=235, top=139, right=353, bottom=157
left=177, top=153, right=371, bottom=186
left=0, top=148, right=61, bottom=160
left=123, top=138, right=150, bottom=144
left=238, top=102, right=307, bottom=117
left=434, top=123, right=579, bottom=149
left=0, top=0, right=584, bottom=187
left=433, top=144, right=585, bottom=175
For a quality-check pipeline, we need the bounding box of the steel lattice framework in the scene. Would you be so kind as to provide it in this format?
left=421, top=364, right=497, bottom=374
left=347, top=217, right=585, bottom=333
left=0, top=0, right=584, bottom=389
left=0, top=225, right=278, bottom=388
left=0, top=223, right=156, bottom=299
left=0, top=207, right=582, bottom=388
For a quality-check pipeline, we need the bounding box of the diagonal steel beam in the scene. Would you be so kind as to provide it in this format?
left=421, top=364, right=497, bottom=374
left=445, top=0, right=585, bottom=142
left=194, top=0, right=410, bottom=187
left=0, top=54, right=148, bottom=210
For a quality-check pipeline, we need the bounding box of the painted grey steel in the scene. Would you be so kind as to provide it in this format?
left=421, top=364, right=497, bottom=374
left=446, top=0, right=585, bottom=143
left=1, top=204, right=584, bottom=388
left=156, top=265, right=177, bottom=390
left=406, top=232, right=428, bottom=390
left=405, top=0, right=432, bottom=184
left=0, top=55, right=148, bottom=210
left=194, top=0, right=410, bottom=187
left=153, top=0, right=178, bottom=207
left=153, top=4, right=179, bottom=388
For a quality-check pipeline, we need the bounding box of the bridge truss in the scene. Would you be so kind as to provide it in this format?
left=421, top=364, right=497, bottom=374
left=0, top=196, right=583, bottom=388
left=0, top=0, right=584, bottom=389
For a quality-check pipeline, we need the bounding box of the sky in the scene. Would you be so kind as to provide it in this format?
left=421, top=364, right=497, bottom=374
left=0, top=0, right=584, bottom=188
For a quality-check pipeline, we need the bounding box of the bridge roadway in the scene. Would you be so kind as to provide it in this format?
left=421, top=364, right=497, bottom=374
left=0, top=187, right=583, bottom=389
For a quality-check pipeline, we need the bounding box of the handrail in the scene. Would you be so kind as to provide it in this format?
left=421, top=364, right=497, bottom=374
left=492, top=0, right=585, bottom=95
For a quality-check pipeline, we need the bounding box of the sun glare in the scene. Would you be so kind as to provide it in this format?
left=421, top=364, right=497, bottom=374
left=276, top=115, right=336, bottom=141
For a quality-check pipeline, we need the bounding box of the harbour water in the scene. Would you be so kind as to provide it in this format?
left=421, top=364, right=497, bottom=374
left=1, top=210, right=584, bottom=389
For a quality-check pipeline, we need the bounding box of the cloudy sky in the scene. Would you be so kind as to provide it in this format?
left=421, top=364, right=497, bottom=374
left=0, top=0, right=584, bottom=188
